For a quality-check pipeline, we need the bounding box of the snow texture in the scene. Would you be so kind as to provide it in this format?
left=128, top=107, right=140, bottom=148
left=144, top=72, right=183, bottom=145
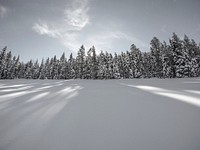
left=0, top=78, right=200, bottom=150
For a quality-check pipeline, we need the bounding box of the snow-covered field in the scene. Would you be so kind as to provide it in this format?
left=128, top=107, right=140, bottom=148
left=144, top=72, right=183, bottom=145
left=0, top=78, right=200, bottom=150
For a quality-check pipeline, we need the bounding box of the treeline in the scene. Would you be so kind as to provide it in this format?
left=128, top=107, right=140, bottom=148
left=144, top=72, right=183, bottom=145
left=0, top=33, right=200, bottom=80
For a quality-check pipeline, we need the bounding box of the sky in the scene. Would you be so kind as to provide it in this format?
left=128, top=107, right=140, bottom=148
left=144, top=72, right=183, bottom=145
left=0, top=0, right=200, bottom=62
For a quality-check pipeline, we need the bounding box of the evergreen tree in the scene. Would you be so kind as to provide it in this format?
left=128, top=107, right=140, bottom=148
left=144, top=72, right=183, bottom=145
left=24, top=60, right=33, bottom=79
left=0, top=46, right=7, bottom=79
left=76, top=45, right=86, bottom=79
left=68, top=53, right=76, bottom=79
left=169, top=33, right=185, bottom=78
left=113, top=53, right=120, bottom=79
left=150, top=37, right=163, bottom=77
left=161, top=41, right=173, bottom=78
left=44, top=57, right=50, bottom=79
left=97, top=51, right=106, bottom=79
left=87, top=46, right=98, bottom=79
left=32, top=60, right=40, bottom=79
left=142, top=52, right=152, bottom=78
left=1, top=33, right=200, bottom=80
left=59, top=52, right=66, bottom=79
left=11, top=55, right=20, bottom=79
left=18, top=62, right=25, bottom=79
left=39, top=59, right=46, bottom=79
left=4, top=51, right=12, bottom=79
left=130, top=44, right=143, bottom=78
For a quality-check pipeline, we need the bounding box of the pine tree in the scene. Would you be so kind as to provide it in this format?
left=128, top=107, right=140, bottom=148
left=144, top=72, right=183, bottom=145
left=87, top=46, right=98, bottom=79
left=39, top=59, right=45, bottom=79
left=170, top=33, right=185, bottom=78
left=76, top=45, right=86, bottom=79
left=32, top=60, right=39, bottom=79
left=161, top=41, right=173, bottom=78
left=1, top=33, right=200, bottom=80
left=59, top=52, right=66, bottom=79
left=18, top=62, right=25, bottom=79
left=52, top=56, right=59, bottom=79
left=68, top=53, right=76, bottom=79
left=44, top=57, right=50, bottom=79
left=0, top=46, right=7, bottom=79
left=11, top=55, right=20, bottom=79
left=24, top=60, right=33, bottom=79
left=97, top=51, right=106, bottom=79
left=130, top=44, right=143, bottom=78
left=142, top=52, right=152, bottom=78
left=4, top=51, right=12, bottom=79
left=150, top=37, right=163, bottom=78
left=113, top=53, right=120, bottom=79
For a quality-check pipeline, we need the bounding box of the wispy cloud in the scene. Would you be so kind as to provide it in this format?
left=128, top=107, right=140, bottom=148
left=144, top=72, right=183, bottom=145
left=33, top=22, right=61, bottom=38
left=0, top=5, right=8, bottom=18
left=32, top=0, right=147, bottom=53
left=32, top=0, right=90, bottom=52
left=64, top=0, right=89, bottom=30
left=84, top=30, right=148, bottom=52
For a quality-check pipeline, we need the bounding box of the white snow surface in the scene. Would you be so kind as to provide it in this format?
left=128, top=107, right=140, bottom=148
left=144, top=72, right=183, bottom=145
left=0, top=78, right=200, bottom=150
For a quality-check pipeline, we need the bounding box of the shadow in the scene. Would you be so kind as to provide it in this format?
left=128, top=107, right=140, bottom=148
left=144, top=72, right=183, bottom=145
left=0, top=79, right=200, bottom=150
left=0, top=79, right=83, bottom=150
left=35, top=79, right=200, bottom=150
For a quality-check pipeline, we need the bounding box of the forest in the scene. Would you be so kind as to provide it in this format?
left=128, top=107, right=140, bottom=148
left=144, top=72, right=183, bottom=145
left=0, top=33, right=200, bottom=80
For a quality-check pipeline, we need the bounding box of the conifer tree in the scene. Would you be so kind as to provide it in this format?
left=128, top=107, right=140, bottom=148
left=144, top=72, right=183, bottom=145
left=0, top=46, right=7, bottom=79
left=130, top=44, right=143, bottom=78
left=150, top=37, right=163, bottom=77
left=170, top=33, right=185, bottom=78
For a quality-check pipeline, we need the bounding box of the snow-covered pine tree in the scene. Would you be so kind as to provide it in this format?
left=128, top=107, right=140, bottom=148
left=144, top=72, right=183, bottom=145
left=142, top=52, right=152, bottom=78
left=189, top=39, right=200, bottom=77
left=32, top=60, right=39, bottom=79
left=87, top=46, right=98, bottom=79
left=24, top=60, right=33, bottom=79
left=97, top=51, right=106, bottom=79
left=150, top=37, right=163, bottom=78
left=104, top=52, right=114, bottom=79
left=44, top=57, right=50, bottom=79
left=68, top=53, right=76, bottom=79
left=169, top=33, right=185, bottom=78
left=3, top=51, right=12, bottom=79
left=59, top=52, right=67, bottom=79
left=17, top=62, right=25, bottom=79
left=39, top=59, right=46, bottom=79
left=52, top=56, right=59, bottom=79
left=0, top=46, right=7, bottom=79
left=130, top=44, right=143, bottom=78
left=161, top=41, right=173, bottom=78
left=182, top=35, right=192, bottom=77
left=76, top=45, right=86, bottom=79
left=11, top=55, right=20, bottom=79
left=118, top=52, right=127, bottom=79
left=113, top=53, right=120, bottom=79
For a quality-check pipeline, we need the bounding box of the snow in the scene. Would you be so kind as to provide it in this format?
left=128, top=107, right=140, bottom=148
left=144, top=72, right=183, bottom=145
left=0, top=78, right=200, bottom=150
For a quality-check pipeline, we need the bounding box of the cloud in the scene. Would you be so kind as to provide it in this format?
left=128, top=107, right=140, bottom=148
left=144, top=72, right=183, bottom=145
left=64, top=0, right=89, bottom=30
left=33, top=0, right=90, bottom=52
left=84, top=30, right=148, bottom=52
left=32, top=0, right=147, bottom=53
left=0, top=5, right=8, bottom=18
left=32, top=22, right=61, bottom=38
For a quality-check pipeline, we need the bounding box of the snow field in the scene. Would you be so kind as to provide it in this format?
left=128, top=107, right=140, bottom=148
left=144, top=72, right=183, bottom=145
left=0, top=78, right=200, bottom=150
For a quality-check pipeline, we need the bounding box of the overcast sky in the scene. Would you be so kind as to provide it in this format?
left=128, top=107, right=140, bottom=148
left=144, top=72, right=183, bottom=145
left=0, top=0, right=200, bottom=62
